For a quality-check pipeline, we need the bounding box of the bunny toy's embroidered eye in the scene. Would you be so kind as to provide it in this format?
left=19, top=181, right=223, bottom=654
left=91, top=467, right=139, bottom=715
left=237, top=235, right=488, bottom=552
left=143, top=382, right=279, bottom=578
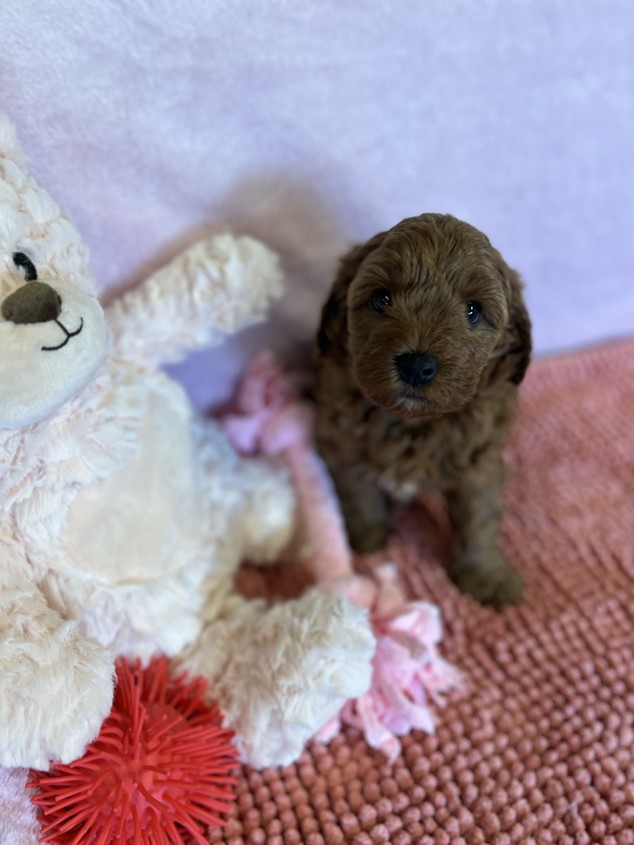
left=12, top=252, right=38, bottom=282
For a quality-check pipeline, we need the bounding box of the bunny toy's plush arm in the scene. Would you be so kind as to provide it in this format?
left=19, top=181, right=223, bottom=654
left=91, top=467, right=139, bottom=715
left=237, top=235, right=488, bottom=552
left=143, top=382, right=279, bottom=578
left=105, top=234, right=284, bottom=368
left=0, top=532, right=114, bottom=770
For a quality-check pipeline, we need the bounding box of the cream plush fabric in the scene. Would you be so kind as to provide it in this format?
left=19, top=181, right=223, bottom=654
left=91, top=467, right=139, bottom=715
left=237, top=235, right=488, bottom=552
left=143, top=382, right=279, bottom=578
left=0, top=114, right=375, bottom=778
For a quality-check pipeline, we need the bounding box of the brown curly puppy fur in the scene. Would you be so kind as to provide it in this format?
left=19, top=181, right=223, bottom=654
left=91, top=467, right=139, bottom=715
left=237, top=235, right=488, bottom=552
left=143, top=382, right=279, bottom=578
left=314, top=213, right=531, bottom=607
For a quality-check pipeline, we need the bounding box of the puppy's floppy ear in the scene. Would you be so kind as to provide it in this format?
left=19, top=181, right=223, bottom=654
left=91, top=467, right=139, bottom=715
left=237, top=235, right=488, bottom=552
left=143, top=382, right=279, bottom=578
left=317, top=231, right=387, bottom=356
left=493, top=254, right=532, bottom=386
left=507, top=282, right=532, bottom=385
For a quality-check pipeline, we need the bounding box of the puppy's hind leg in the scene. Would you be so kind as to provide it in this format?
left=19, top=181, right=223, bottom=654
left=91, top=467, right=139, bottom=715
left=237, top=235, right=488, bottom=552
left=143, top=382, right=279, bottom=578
left=330, top=465, right=390, bottom=554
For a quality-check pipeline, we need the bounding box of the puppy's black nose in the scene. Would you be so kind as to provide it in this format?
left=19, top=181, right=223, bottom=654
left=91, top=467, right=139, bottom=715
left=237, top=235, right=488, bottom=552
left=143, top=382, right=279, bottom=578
left=395, top=351, right=438, bottom=386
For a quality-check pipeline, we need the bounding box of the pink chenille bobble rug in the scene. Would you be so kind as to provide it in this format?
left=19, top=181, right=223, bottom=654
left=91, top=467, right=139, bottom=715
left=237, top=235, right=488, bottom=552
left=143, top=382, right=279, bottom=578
left=218, top=338, right=634, bottom=845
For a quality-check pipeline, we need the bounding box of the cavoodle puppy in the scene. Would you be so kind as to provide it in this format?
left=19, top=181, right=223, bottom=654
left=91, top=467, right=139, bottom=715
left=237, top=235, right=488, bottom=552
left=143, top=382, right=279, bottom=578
left=314, top=213, right=531, bottom=607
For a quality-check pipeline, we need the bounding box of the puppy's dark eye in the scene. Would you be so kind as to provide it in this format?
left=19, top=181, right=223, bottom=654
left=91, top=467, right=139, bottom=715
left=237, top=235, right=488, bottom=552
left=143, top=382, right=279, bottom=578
left=12, top=252, right=38, bottom=282
left=466, top=300, right=481, bottom=325
left=372, top=289, right=392, bottom=313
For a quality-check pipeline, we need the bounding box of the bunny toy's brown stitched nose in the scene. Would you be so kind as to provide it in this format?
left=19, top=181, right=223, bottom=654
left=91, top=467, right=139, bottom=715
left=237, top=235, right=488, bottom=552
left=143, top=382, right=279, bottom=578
left=1, top=282, right=62, bottom=324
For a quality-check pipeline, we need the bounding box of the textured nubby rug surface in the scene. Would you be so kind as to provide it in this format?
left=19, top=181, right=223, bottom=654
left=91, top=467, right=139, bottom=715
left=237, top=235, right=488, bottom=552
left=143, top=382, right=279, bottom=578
left=213, top=338, right=634, bottom=845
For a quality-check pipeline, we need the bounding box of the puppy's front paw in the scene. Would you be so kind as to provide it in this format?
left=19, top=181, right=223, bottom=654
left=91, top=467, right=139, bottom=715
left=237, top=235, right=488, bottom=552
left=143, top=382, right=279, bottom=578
left=452, top=560, right=524, bottom=608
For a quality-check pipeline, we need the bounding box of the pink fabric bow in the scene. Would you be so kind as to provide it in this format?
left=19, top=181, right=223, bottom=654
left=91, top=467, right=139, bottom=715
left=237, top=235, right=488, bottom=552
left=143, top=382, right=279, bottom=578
left=221, top=351, right=461, bottom=762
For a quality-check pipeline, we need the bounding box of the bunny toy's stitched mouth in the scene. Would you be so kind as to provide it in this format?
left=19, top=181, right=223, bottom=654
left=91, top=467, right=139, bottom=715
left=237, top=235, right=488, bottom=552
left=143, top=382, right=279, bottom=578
left=41, top=318, right=84, bottom=351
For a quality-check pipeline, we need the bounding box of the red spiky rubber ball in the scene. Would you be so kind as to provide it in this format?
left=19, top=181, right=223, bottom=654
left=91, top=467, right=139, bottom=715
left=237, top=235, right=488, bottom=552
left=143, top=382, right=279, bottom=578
left=29, top=656, right=239, bottom=845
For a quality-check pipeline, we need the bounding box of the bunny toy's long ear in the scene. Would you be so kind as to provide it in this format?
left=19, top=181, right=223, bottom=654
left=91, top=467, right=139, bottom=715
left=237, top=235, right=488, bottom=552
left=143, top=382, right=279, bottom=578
left=0, top=113, right=26, bottom=166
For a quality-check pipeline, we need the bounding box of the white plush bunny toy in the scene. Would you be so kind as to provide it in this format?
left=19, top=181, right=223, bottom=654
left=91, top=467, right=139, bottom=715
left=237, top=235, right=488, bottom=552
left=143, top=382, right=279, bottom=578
left=0, top=113, right=374, bottom=780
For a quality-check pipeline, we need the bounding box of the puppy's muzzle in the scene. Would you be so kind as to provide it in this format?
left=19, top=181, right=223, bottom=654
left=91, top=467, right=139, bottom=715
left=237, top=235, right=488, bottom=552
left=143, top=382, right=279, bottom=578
left=395, top=351, right=438, bottom=386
